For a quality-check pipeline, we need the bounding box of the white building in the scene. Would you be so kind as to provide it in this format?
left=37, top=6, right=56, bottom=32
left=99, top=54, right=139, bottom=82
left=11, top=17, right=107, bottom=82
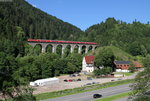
left=82, top=56, right=95, bottom=73
left=30, top=77, right=59, bottom=86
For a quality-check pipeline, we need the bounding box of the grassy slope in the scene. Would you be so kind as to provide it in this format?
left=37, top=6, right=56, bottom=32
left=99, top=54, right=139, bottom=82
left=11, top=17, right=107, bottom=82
left=93, top=46, right=134, bottom=61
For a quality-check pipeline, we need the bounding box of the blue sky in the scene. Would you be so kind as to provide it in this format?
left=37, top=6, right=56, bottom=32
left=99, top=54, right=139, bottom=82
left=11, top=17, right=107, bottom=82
left=26, top=0, right=150, bottom=30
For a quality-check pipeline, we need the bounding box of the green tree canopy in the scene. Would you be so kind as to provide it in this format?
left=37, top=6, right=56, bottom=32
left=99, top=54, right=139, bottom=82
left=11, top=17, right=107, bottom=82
left=94, top=48, right=115, bottom=68
left=130, top=55, right=150, bottom=101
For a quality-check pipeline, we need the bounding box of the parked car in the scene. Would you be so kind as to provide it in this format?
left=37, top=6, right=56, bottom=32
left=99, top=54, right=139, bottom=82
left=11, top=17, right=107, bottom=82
left=77, top=74, right=81, bottom=76
left=64, top=79, right=68, bottom=82
left=70, top=74, right=76, bottom=77
left=74, top=72, right=81, bottom=76
left=86, top=83, right=92, bottom=85
left=92, top=82, right=99, bottom=84
left=118, top=78, right=122, bottom=80
left=68, top=79, right=73, bottom=82
left=77, top=78, right=81, bottom=81
left=93, top=94, right=102, bottom=98
left=92, top=82, right=96, bottom=84
left=87, top=77, right=92, bottom=80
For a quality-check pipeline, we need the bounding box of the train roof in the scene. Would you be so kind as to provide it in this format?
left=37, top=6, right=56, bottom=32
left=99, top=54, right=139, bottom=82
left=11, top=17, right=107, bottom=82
left=27, top=39, right=98, bottom=45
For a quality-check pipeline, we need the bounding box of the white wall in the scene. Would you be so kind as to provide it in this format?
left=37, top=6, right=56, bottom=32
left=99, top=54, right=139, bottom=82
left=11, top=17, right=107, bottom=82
left=82, top=57, right=87, bottom=71
left=116, top=69, right=129, bottom=72
left=30, top=78, right=59, bottom=86
left=85, top=66, right=95, bottom=72
left=82, top=57, right=95, bottom=72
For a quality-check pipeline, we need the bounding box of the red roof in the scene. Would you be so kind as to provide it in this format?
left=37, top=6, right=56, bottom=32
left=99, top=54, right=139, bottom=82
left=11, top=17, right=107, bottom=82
left=133, top=61, right=142, bottom=68
left=85, top=56, right=95, bottom=64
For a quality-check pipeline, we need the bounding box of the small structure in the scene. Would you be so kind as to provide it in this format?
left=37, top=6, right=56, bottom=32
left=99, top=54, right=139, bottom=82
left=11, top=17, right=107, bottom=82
left=133, top=61, right=142, bottom=69
left=114, top=74, right=124, bottom=77
left=114, top=61, right=131, bottom=72
left=30, top=77, right=59, bottom=86
left=82, top=56, right=95, bottom=73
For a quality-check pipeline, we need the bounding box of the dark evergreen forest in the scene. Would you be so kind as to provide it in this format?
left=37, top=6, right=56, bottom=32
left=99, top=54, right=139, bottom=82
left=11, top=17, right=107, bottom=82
left=0, top=0, right=83, bottom=40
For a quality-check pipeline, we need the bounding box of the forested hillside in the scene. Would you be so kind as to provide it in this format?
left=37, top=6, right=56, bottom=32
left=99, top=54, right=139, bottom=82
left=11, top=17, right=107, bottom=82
left=84, top=18, right=150, bottom=56
left=0, top=0, right=83, bottom=40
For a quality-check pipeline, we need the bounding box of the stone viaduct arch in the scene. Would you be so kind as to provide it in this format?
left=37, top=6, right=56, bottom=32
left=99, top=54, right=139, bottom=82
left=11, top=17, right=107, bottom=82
left=27, top=39, right=98, bottom=55
left=46, top=44, right=53, bottom=53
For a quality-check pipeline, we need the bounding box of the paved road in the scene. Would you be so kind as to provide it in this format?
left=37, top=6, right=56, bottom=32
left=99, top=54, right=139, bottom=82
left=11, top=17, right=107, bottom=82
left=43, top=83, right=131, bottom=101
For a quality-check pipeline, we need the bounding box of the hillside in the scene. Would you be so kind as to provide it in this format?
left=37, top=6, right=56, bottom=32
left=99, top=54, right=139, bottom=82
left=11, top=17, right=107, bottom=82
left=0, top=0, right=83, bottom=40
left=84, top=18, right=150, bottom=56
left=94, top=46, right=134, bottom=61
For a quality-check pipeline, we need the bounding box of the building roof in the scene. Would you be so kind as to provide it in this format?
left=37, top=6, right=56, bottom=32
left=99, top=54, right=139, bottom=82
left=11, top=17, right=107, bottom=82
left=133, top=61, right=142, bottom=67
left=85, top=56, right=95, bottom=64
left=114, top=61, right=131, bottom=64
left=35, top=77, right=59, bottom=83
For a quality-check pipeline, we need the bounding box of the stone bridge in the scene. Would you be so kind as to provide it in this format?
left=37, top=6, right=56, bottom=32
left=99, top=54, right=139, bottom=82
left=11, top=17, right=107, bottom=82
left=27, top=39, right=98, bottom=55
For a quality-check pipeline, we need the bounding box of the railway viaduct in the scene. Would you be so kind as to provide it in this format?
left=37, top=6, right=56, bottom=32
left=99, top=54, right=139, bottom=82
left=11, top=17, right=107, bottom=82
left=27, top=39, right=98, bottom=55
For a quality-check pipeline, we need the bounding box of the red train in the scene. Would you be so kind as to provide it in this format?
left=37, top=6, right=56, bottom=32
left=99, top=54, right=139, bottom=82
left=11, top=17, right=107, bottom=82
left=27, top=39, right=97, bottom=45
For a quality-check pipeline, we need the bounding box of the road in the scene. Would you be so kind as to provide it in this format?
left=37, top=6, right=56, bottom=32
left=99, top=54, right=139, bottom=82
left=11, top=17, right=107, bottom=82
left=43, top=83, right=131, bottom=101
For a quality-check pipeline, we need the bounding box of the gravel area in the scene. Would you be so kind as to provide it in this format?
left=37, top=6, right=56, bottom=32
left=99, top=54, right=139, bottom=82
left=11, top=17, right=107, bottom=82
left=33, top=73, right=136, bottom=94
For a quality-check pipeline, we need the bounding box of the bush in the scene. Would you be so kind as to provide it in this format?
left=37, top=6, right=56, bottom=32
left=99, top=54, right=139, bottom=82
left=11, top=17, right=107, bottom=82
left=128, top=66, right=136, bottom=73
left=93, top=67, right=112, bottom=76
left=13, top=94, right=36, bottom=101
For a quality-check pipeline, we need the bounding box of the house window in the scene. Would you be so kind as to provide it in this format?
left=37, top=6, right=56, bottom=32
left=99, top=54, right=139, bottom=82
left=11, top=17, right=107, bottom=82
left=87, top=64, right=93, bottom=67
